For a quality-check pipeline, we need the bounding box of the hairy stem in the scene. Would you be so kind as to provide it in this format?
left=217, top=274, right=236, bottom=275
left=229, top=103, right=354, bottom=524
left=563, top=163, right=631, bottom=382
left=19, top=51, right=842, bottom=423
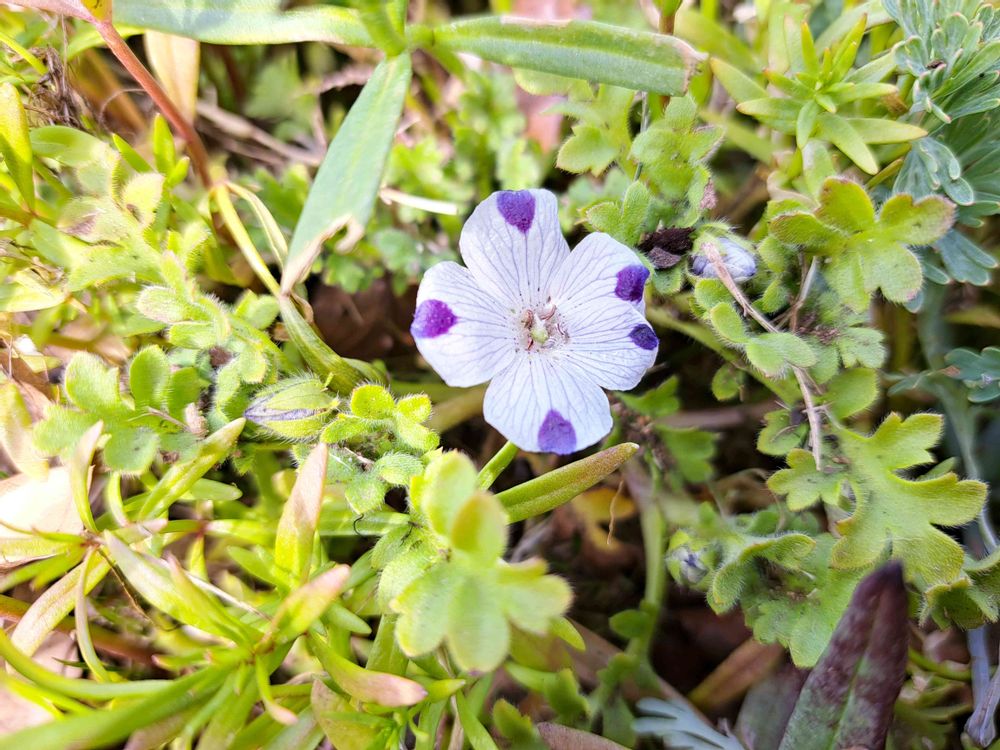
left=702, top=241, right=824, bottom=468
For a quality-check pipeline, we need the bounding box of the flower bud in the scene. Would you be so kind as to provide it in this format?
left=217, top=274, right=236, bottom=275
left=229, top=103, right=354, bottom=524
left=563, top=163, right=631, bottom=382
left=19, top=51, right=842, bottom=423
left=245, top=376, right=338, bottom=440
left=666, top=530, right=714, bottom=586
left=690, top=237, right=757, bottom=281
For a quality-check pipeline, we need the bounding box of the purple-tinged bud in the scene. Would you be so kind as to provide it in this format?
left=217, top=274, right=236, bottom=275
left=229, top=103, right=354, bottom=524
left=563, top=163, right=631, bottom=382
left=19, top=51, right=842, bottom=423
left=245, top=376, right=338, bottom=440
left=690, top=237, right=757, bottom=282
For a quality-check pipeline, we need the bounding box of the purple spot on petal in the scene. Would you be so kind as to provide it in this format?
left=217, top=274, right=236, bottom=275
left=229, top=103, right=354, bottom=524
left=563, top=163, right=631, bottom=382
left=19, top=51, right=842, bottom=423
left=630, top=324, right=658, bottom=351
left=497, top=191, right=535, bottom=234
left=538, top=409, right=576, bottom=454
left=615, top=265, right=650, bottom=302
left=412, top=300, right=456, bottom=339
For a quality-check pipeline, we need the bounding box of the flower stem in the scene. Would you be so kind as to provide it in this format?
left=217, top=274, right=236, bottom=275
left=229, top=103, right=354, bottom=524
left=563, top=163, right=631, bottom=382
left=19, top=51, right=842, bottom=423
left=477, top=441, right=518, bottom=490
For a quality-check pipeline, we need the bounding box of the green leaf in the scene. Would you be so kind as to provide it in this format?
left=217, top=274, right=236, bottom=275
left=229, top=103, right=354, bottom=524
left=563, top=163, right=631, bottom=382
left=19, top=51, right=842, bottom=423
left=495, top=442, right=638, bottom=523
left=312, top=640, right=427, bottom=707
left=0, top=83, right=35, bottom=210
left=412, top=451, right=479, bottom=537
left=283, top=54, right=412, bottom=292
left=923, top=546, right=1000, bottom=629
left=945, top=346, right=1000, bottom=402
left=33, top=405, right=98, bottom=458
left=447, top=574, right=509, bottom=672
left=0, top=668, right=226, bottom=750
left=136, top=286, right=189, bottom=324
left=0, top=273, right=65, bottom=312
left=449, top=492, right=508, bottom=564
left=747, top=536, right=865, bottom=667
left=845, top=118, right=926, bottom=144
left=557, top=124, right=619, bottom=175
left=879, top=192, right=955, bottom=246
left=268, top=566, right=349, bottom=643
left=11, top=557, right=110, bottom=657
left=815, top=178, right=873, bottom=231
left=768, top=449, right=846, bottom=510
left=311, top=680, right=394, bottom=750
left=392, top=562, right=461, bottom=657
left=138, top=418, right=245, bottom=518
left=709, top=57, right=767, bottom=103
left=745, top=332, right=816, bottom=377
left=822, top=368, right=878, bottom=419
left=708, top=303, right=749, bottom=344
left=497, top=560, right=572, bottom=634
left=355, top=0, right=405, bottom=56
left=816, top=114, right=877, bottom=174
left=275, top=443, right=328, bottom=583
left=64, top=353, right=122, bottom=416
left=105, top=533, right=256, bottom=644
left=115, top=0, right=370, bottom=45
left=103, top=427, right=159, bottom=474
left=455, top=691, right=502, bottom=750
left=433, top=17, right=702, bottom=96
left=349, top=384, right=395, bottom=419
left=797, top=414, right=985, bottom=586
left=710, top=530, right=816, bottom=611
left=769, top=178, right=954, bottom=311
left=129, top=346, right=170, bottom=410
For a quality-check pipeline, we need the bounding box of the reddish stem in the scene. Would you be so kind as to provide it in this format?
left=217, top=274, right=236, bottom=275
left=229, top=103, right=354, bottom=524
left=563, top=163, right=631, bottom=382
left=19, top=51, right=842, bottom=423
left=93, top=19, right=213, bottom=187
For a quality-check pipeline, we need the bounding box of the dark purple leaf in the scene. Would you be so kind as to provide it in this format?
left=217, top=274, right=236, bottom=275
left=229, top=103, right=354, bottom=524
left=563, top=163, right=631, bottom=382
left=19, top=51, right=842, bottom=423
left=736, top=664, right=807, bottom=750
left=778, top=562, right=909, bottom=750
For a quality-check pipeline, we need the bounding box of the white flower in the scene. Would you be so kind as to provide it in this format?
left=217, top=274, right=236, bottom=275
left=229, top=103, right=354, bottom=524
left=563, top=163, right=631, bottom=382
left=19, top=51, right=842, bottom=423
left=411, top=189, right=658, bottom=454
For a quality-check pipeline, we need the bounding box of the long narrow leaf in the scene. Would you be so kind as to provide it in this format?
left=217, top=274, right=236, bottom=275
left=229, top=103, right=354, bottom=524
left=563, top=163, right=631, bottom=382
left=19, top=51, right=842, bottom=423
left=432, top=17, right=703, bottom=96
left=115, top=0, right=370, bottom=46
left=282, top=54, right=412, bottom=292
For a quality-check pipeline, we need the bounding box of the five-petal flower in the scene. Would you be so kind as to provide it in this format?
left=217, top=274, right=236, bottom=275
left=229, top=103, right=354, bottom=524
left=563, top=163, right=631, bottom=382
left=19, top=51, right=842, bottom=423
left=411, top=189, right=658, bottom=454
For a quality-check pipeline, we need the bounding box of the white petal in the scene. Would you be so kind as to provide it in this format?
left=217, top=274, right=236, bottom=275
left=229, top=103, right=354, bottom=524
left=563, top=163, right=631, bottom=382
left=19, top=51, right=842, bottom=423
left=411, top=262, right=515, bottom=387
left=563, top=304, right=659, bottom=390
left=460, top=189, right=569, bottom=309
left=550, top=232, right=650, bottom=314
left=483, top=354, right=612, bottom=454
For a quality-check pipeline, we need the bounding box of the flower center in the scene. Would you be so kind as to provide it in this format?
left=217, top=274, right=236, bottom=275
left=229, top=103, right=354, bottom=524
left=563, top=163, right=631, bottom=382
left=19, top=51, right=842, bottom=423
left=518, top=301, right=568, bottom=352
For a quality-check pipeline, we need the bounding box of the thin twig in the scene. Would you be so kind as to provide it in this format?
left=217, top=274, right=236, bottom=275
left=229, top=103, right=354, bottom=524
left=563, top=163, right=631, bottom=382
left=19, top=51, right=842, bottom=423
left=782, top=257, right=818, bottom=331
left=702, top=241, right=824, bottom=469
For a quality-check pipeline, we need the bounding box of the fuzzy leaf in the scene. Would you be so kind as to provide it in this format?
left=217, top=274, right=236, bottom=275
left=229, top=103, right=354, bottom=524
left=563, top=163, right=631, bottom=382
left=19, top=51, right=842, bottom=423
left=768, top=449, right=845, bottom=510
left=557, top=125, right=618, bottom=175
left=745, top=333, right=817, bottom=377
left=770, top=178, right=954, bottom=310
left=797, top=414, right=988, bottom=586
